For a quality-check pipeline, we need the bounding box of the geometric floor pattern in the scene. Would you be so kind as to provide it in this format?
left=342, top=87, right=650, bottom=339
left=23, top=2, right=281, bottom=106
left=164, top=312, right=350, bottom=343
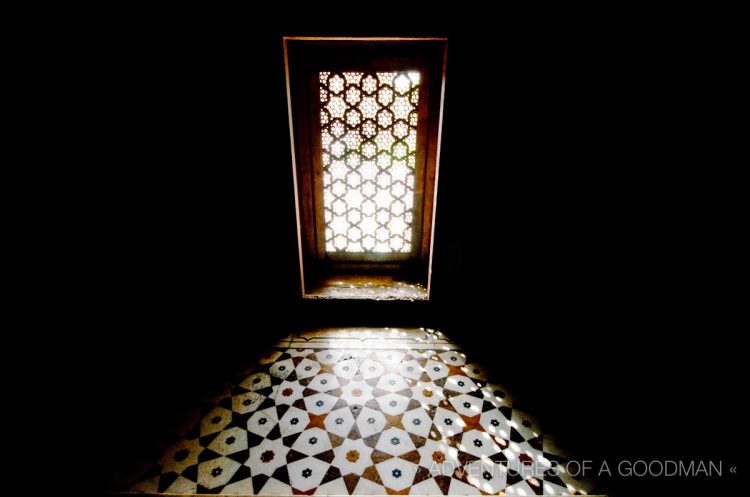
left=121, top=329, right=597, bottom=495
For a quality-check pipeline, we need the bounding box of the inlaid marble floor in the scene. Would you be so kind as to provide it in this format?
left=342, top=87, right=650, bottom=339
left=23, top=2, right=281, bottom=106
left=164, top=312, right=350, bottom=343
left=117, top=328, right=597, bottom=495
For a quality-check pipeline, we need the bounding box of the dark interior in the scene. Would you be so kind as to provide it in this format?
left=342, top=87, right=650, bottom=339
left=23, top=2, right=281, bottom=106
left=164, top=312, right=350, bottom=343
left=68, top=9, right=742, bottom=497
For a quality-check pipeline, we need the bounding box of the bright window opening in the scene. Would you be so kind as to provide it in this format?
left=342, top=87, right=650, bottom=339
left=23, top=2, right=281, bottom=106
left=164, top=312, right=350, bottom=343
left=320, top=71, right=421, bottom=254
left=284, top=38, right=447, bottom=300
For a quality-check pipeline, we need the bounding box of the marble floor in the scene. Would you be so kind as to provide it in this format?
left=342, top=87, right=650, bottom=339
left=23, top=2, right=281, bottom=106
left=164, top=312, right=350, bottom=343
left=116, top=328, right=597, bottom=495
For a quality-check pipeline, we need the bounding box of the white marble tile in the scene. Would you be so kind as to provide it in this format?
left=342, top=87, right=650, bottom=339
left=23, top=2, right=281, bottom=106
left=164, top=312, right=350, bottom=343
left=238, top=371, right=272, bottom=391
left=449, top=392, right=484, bottom=417
left=375, top=392, right=410, bottom=416
left=306, top=372, right=340, bottom=392
left=246, top=437, right=289, bottom=477
left=287, top=455, right=330, bottom=492
left=269, top=357, right=295, bottom=379
left=332, top=437, right=374, bottom=476
left=246, top=406, right=278, bottom=437
left=375, top=372, right=410, bottom=392
left=397, top=359, right=423, bottom=380
left=374, top=427, right=416, bottom=456
left=374, top=457, right=418, bottom=491
left=443, top=374, right=479, bottom=394
left=418, top=438, right=460, bottom=477
left=278, top=405, right=310, bottom=437
left=459, top=429, right=501, bottom=459
left=207, top=426, right=248, bottom=456
left=324, top=405, right=356, bottom=438
left=355, top=406, right=387, bottom=438
left=410, top=381, right=446, bottom=406
left=433, top=406, right=466, bottom=437
left=231, top=390, right=266, bottom=414
left=291, top=427, right=333, bottom=456
left=438, top=350, right=467, bottom=365
left=425, top=359, right=449, bottom=380
left=374, top=350, right=406, bottom=368
left=340, top=379, right=374, bottom=405
left=315, top=349, right=345, bottom=364
left=401, top=407, right=432, bottom=438
left=480, top=407, right=511, bottom=440
left=295, top=357, right=321, bottom=379
left=359, top=358, right=386, bottom=379
left=304, top=392, right=339, bottom=415
left=200, top=405, right=232, bottom=436
left=275, top=379, right=306, bottom=406
left=464, top=459, right=508, bottom=494
left=197, top=456, right=242, bottom=490
left=332, top=358, right=359, bottom=379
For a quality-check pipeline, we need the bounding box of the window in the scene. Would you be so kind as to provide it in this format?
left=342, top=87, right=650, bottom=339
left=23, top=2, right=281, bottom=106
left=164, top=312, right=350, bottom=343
left=284, top=37, right=447, bottom=300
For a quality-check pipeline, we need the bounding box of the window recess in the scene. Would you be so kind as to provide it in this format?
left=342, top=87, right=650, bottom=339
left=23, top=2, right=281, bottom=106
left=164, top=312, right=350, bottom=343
left=284, top=37, right=447, bottom=300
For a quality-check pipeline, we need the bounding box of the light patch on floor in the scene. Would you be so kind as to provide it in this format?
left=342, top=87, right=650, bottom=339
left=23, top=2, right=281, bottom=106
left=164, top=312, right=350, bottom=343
left=117, top=328, right=598, bottom=495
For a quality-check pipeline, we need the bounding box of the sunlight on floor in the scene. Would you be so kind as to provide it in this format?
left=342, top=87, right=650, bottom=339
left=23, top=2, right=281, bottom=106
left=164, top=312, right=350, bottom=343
left=116, top=328, right=597, bottom=495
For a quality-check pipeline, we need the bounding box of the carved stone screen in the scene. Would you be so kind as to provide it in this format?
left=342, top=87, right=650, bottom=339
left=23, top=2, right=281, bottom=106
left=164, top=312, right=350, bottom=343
left=319, top=71, right=420, bottom=254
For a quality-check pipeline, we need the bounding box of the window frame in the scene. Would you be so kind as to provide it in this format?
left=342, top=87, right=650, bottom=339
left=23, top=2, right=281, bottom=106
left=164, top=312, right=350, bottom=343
left=284, top=37, right=447, bottom=299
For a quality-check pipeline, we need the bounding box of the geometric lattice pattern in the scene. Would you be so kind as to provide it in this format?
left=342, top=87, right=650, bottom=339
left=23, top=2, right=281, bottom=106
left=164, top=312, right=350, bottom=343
left=122, top=330, right=596, bottom=495
left=320, top=71, right=420, bottom=253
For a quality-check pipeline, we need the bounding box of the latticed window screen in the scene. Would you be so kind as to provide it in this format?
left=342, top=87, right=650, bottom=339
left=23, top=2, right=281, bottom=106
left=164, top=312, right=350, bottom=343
left=319, top=71, right=420, bottom=254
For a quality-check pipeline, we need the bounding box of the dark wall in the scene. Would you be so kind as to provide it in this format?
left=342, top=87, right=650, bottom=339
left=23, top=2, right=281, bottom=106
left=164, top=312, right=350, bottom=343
left=75, top=9, right=742, bottom=496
